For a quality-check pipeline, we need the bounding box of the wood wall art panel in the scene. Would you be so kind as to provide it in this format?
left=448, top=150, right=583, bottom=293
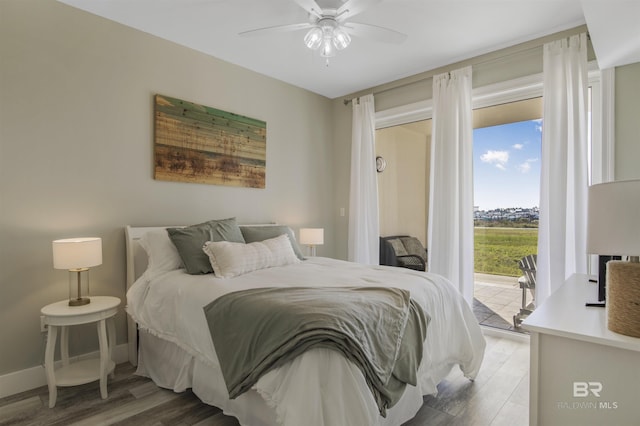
left=154, top=94, right=266, bottom=188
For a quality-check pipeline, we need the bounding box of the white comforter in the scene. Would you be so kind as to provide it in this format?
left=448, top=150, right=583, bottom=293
left=127, top=257, right=485, bottom=426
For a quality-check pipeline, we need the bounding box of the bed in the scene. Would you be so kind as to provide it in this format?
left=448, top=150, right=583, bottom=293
left=125, top=222, right=486, bottom=426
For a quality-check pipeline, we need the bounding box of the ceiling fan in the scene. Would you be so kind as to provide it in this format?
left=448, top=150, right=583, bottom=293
left=239, top=0, right=407, bottom=60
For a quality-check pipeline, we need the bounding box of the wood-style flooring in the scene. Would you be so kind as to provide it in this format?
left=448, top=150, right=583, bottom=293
left=0, top=333, right=529, bottom=426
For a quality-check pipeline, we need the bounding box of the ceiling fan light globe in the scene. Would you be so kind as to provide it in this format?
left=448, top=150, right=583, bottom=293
left=320, top=38, right=336, bottom=57
left=332, top=28, right=351, bottom=50
left=304, top=27, right=323, bottom=50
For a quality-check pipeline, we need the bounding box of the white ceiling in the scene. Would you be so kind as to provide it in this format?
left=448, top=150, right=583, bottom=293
left=581, top=0, right=640, bottom=69
left=58, top=0, right=636, bottom=99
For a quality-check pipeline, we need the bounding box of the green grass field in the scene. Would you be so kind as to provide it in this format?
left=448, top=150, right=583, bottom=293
left=474, top=227, right=538, bottom=276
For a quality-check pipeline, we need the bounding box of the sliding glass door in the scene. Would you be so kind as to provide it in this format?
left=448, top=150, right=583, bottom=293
left=374, top=65, right=609, bottom=333
left=472, top=98, right=542, bottom=333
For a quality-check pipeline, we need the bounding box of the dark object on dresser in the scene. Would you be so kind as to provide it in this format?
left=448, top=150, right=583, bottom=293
left=598, top=255, right=622, bottom=303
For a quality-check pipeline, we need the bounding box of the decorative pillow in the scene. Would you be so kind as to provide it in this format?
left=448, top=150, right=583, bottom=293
left=168, top=217, right=245, bottom=275
left=240, top=225, right=305, bottom=260
left=211, top=218, right=245, bottom=243
left=139, top=229, right=182, bottom=273
left=400, top=236, right=427, bottom=262
left=203, top=233, right=300, bottom=278
left=388, top=238, right=408, bottom=256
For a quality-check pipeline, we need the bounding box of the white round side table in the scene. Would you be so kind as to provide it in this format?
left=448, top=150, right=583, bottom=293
left=40, top=296, right=120, bottom=408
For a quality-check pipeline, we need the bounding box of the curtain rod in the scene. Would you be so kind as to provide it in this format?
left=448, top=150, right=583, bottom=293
left=342, top=31, right=589, bottom=106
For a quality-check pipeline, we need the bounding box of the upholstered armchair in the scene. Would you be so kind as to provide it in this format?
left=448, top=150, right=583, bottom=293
left=379, top=235, right=428, bottom=271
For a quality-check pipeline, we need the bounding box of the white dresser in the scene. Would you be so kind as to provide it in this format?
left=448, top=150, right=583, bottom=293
left=522, top=274, right=640, bottom=426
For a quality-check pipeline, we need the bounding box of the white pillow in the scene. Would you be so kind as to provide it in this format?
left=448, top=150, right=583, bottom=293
left=203, top=233, right=300, bottom=278
left=139, top=229, right=183, bottom=273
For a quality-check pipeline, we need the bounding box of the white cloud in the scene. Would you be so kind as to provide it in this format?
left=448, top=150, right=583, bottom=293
left=512, top=143, right=524, bottom=150
left=533, top=118, right=543, bottom=133
left=480, top=150, right=509, bottom=170
left=517, top=158, right=539, bottom=173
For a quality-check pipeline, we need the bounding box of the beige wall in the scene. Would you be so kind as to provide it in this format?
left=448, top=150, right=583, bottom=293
left=376, top=124, right=431, bottom=247
left=330, top=99, right=353, bottom=261
left=0, top=0, right=335, bottom=375
left=357, top=26, right=594, bottom=112
left=615, top=62, right=640, bottom=180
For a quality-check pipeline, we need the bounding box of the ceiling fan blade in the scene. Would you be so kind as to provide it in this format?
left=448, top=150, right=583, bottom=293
left=343, top=22, right=407, bottom=44
left=239, top=22, right=313, bottom=37
left=337, top=0, right=383, bottom=20
left=292, top=0, right=323, bottom=18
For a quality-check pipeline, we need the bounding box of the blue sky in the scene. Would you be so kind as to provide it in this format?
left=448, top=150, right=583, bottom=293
left=473, top=119, right=542, bottom=211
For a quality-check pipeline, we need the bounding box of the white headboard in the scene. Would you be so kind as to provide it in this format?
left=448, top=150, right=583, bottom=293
left=125, top=225, right=180, bottom=292
left=124, top=225, right=181, bottom=365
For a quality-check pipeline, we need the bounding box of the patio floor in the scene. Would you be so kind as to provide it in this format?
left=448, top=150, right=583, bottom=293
left=473, top=273, right=532, bottom=333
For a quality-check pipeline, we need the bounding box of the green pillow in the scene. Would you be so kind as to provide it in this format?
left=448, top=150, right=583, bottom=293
left=240, top=225, right=305, bottom=260
left=168, top=218, right=245, bottom=274
left=211, top=218, right=245, bottom=243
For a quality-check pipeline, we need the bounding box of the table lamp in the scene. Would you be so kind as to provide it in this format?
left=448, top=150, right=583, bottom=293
left=52, top=237, right=102, bottom=306
left=299, top=228, right=324, bottom=257
left=587, top=179, right=640, bottom=337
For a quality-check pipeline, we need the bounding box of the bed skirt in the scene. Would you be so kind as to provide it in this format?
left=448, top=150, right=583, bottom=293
left=136, top=329, right=429, bottom=426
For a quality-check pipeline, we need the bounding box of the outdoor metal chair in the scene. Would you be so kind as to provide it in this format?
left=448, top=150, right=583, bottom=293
left=513, top=254, right=537, bottom=328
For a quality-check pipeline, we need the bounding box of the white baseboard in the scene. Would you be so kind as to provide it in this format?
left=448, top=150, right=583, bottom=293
left=0, top=343, right=130, bottom=399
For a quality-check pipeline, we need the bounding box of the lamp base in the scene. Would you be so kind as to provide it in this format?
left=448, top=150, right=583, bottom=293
left=607, top=260, right=640, bottom=337
left=68, top=268, right=91, bottom=307
left=69, top=297, right=90, bottom=307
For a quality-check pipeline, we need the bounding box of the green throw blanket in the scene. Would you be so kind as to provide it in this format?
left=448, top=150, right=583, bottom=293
left=203, top=286, right=430, bottom=417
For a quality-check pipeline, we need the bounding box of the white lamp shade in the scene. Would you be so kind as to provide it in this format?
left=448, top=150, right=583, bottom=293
left=299, top=228, right=324, bottom=246
left=52, top=237, right=103, bottom=270
left=587, top=179, right=640, bottom=256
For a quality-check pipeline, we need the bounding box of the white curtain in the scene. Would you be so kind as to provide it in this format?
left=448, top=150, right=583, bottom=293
left=536, top=33, right=589, bottom=305
left=428, top=66, right=474, bottom=305
left=348, top=94, right=379, bottom=264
